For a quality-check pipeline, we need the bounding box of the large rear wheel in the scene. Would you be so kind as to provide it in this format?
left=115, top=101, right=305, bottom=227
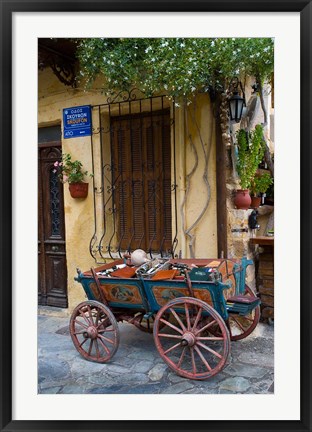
left=153, top=297, right=230, bottom=380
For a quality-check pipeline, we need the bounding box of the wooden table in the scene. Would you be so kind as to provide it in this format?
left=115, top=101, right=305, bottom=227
left=250, top=237, right=274, bottom=320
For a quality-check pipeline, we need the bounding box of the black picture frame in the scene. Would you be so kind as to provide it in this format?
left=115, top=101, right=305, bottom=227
left=1, top=1, right=311, bottom=431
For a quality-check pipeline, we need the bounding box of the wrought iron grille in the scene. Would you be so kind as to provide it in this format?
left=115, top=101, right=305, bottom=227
left=50, top=167, right=61, bottom=236
left=89, top=89, right=178, bottom=262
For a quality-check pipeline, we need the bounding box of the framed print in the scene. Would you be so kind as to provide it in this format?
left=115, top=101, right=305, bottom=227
left=1, top=0, right=311, bottom=431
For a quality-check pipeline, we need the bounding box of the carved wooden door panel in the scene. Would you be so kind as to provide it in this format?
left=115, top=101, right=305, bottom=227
left=38, top=144, right=68, bottom=308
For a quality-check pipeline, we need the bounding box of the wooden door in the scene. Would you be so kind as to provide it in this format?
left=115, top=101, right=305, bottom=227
left=38, top=142, right=68, bottom=308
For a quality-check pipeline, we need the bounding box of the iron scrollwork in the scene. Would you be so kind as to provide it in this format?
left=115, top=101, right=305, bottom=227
left=89, top=92, right=178, bottom=263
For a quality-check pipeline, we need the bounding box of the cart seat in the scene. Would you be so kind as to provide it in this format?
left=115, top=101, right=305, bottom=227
left=226, top=294, right=260, bottom=315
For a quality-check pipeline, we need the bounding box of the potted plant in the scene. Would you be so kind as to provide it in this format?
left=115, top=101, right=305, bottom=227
left=53, top=153, right=93, bottom=198
left=249, top=172, right=273, bottom=208
left=235, top=125, right=266, bottom=210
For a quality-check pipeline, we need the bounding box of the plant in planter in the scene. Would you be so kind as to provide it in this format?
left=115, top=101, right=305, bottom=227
left=250, top=172, right=273, bottom=208
left=235, top=125, right=266, bottom=209
left=53, top=153, right=93, bottom=198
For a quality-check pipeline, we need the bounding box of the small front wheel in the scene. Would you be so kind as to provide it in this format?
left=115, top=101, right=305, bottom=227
left=153, top=297, right=230, bottom=380
left=69, top=300, right=119, bottom=363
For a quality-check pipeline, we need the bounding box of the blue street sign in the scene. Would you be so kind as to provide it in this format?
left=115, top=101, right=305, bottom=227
left=63, top=105, right=92, bottom=139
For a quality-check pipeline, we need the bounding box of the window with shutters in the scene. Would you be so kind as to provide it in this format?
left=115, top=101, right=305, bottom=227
left=110, top=109, right=172, bottom=253
left=88, top=92, right=178, bottom=263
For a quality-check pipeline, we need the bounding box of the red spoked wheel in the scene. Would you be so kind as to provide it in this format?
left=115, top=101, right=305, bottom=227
left=227, top=285, right=260, bottom=341
left=153, top=297, right=230, bottom=380
left=69, top=300, right=119, bottom=363
left=132, top=312, right=157, bottom=333
left=132, top=312, right=167, bottom=333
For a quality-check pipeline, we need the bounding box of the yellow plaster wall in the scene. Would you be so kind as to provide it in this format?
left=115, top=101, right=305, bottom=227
left=38, top=68, right=218, bottom=310
left=174, top=95, right=218, bottom=258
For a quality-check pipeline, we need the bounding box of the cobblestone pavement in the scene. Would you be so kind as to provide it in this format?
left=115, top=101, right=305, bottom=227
left=38, top=309, right=274, bottom=395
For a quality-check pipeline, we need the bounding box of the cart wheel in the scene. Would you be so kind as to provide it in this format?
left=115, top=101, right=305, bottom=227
left=69, top=300, right=119, bottom=363
left=153, top=297, right=230, bottom=380
left=132, top=312, right=155, bottom=333
left=132, top=312, right=166, bottom=333
left=227, top=285, right=260, bottom=341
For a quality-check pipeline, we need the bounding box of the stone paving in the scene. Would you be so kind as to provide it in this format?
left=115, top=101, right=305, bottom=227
left=38, top=309, right=274, bottom=395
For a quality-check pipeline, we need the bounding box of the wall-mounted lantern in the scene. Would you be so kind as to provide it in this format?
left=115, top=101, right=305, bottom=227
left=228, top=78, right=246, bottom=123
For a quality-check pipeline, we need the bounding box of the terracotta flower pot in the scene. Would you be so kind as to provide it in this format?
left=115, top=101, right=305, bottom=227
left=250, top=196, right=261, bottom=209
left=234, top=189, right=251, bottom=210
left=68, top=182, right=89, bottom=198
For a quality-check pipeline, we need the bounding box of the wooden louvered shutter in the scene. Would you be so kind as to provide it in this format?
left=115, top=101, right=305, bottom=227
left=111, top=110, right=171, bottom=253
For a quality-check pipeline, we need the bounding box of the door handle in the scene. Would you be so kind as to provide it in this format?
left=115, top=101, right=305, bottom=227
left=51, top=245, right=59, bottom=252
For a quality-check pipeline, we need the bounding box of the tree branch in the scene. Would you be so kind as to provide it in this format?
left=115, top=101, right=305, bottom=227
left=257, top=79, right=274, bottom=177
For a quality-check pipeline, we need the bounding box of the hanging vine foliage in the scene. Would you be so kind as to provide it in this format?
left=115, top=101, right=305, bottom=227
left=75, top=37, right=274, bottom=99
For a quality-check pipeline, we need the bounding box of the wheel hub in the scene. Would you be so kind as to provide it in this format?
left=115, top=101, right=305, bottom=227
left=83, top=326, right=98, bottom=340
left=181, top=331, right=196, bottom=347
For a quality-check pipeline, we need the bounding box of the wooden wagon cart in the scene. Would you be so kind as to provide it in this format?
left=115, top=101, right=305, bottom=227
left=70, top=256, right=260, bottom=380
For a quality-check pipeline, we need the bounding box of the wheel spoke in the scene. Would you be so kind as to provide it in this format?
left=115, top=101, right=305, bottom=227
left=79, top=310, right=91, bottom=326
left=190, top=347, right=197, bottom=375
left=185, top=303, right=191, bottom=330
left=159, top=318, right=183, bottom=335
left=197, top=336, right=223, bottom=341
left=97, top=337, right=110, bottom=355
left=158, top=333, right=182, bottom=339
left=73, top=330, right=85, bottom=335
left=95, top=309, right=100, bottom=327
left=169, top=308, right=187, bottom=332
left=191, top=307, right=203, bottom=331
left=98, top=333, right=115, bottom=344
left=177, top=347, right=187, bottom=368
left=194, top=345, right=212, bottom=371
left=196, top=341, right=223, bottom=359
left=163, top=341, right=182, bottom=355
left=195, top=319, right=217, bottom=335
left=97, top=317, right=109, bottom=330
left=75, top=320, right=88, bottom=329
left=87, top=305, right=94, bottom=325
left=79, top=337, right=88, bottom=348
left=88, top=339, right=93, bottom=356
left=231, top=316, right=247, bottom=332
left=94, top=339, right=100, bottom=358
left=98, top=327, right=114, bottom=333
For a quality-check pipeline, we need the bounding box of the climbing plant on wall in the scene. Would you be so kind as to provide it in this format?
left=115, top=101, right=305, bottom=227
left=75, top=37, right=274, bottom=100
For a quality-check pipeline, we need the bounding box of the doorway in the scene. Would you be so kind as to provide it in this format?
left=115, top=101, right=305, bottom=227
left=38, top=127, right=68, bottom=307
